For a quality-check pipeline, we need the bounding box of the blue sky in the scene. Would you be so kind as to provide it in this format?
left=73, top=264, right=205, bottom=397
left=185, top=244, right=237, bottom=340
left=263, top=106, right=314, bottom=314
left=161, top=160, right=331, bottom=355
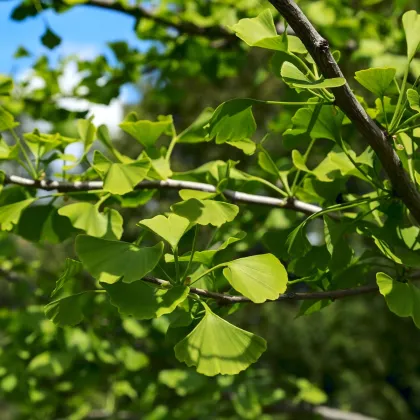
left=0, top=1, right=147, bottom=101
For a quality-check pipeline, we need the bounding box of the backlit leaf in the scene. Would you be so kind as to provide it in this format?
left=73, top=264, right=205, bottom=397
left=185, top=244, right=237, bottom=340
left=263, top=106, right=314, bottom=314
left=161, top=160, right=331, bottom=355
left=93, top=151, right=150, bottom=195
left=172, top=199, right=239, bottom=227
left=138, top=213, right=190, bottom=249
left=402, top=10, right=420, bottom=61
left=230, top=9, right=287, bottom=51
left=223, top=254, right=288, bottom=303
left=354, top=67, right=396, bottom=97
left=174, top=303, right=266, bottom=376
left=0, top=198, right=36, bottom=231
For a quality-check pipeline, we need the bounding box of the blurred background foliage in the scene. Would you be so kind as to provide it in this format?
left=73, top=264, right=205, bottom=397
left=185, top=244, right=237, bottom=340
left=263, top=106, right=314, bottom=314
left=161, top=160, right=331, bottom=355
left=1, top=0, right=420, bottom=419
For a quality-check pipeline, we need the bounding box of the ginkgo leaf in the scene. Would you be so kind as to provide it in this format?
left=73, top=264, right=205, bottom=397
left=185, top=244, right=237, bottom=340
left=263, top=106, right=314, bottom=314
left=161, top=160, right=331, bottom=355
left=177, top=108, right=214, bottom=143
left=286, top=223, right=312, bottom=258
left=0, top=138, right=18, bottom=160
left=77, top=118, right=96, bottom=156
left=376, top=272, right=413, bottom=317
left=281, top=62, right=345, bottom=89
left=284, top=105, right=344, bottom=142
left=165, top=231, right=246, bottom=266
left=223, top=254, right=288, bottom=303
left=102, top=281, right=189, bottom=319
left=119, top=114, right=172, bottom=147
left=45, top=292, right=92, bottom=327
left=0, top=75, right=13, bottom=96
left=230, top=9, right=287, bottom=51
left=354, top=67, right=396, bottom=98
left=75, top=235, right=164, bottom=284
left=172, top=199, right=239, bottom=227
left=0, top=198, right=36, bottom=231
left=58, top=202, right=106, bottom=237
left=207, top=99, right=256, bottom=143
left=138, top=213, right=190, bottom=249
left=0, top=107, right=19, bottom=131
left=93, top=150, right=150, bottom=195
left=51, top=258, right=83, bottom=298
left=174, top=303, right=266, bottom=376
left=226, top=138, right=256, bottom=155
left=58, top=203, right=123, bottom=239
left=407, top=89, right=420, bottom=112
left=402, top=10, right=420, bottom=61
left=178, top=190, right=216, bottom=201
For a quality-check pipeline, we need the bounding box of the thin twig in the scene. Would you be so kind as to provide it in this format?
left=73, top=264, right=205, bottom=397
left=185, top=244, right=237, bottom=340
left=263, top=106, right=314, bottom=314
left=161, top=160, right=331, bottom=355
left=4, top=174, right=323, bottom=215
left=143, top=275, right=379, bottom=304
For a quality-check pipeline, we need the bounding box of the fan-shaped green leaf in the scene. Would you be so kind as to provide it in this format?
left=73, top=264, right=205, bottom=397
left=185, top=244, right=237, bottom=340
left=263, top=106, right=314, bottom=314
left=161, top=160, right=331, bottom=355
left=0, top=137, right=18, bottom=160
left=407, top=89, right=420, bottom=112
left=119, top=115, right=172, bottom=147
left=230, top=9, right=287, bottom=51
left=376, top=272, right=413, bottom=317
left=103, top=281, right=189, bottom=320
left=93, top=150, right=150, bottom=194
left=207, top=99, right=256, bottom=143
left=174, top=303, right=266, bottom=376
left=0, top=107, right=19, bottom=131
left=165, top=231, right=246, bottom=266
left=0, top=198, right=36, bottom=231
left=223, top=254, right=288, bottom=303
left=45, top=292, right=92, bottom=327
left=58, top=203, right=123, bottom=239
left=172, top=199, right=239, bottom=227
left=51, top=258, right=83, bottom=298
left=281, top=62, right=345, bottom=89
left=138, top=213, right=190, bottom=249
left=402, top=10, right=420, bottom=61
left=354, top=67, right=396, bottom=98
left=286, top=223, right=312, bottom=258
left=75, top=235, right=164, bottom=284
left=284, top=105, right=344, bottom=142
left=177, top=108, right=213, bottom=143
left=226, top=138, right=256, bottom=155
left=77, top=118, right=96, bottom=156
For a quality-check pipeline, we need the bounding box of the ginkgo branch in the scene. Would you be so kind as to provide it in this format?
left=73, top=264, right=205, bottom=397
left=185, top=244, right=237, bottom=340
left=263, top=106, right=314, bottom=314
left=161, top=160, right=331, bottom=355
left=268, top=0, right=420, bottom=224
left=143, top=275, right=380, bottom=304
left=4, top=174, right=323, bottom=215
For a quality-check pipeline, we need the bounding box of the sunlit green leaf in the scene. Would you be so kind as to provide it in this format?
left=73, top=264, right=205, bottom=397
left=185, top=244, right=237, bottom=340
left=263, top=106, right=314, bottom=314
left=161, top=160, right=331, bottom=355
left=172, top=199, right=239, bottom=227
left=402, top=10, right=420, bottom=61
left=284, top=105, right=344, bottom=142
left=281, top=62, right=345, bottom=89
left=407, top=89, right=420, bottom=112
left=93, top=150, right=150, bottom=195
left=354, top=67, right=396, bottom=98
left=138, top=213, right=190, bottom=249
left=76, top=235, right=164, bottom=284
left=0, top=107, right=19, bottom=131
left=230, top=9, right=287, bottom=51
left=223, top=254, right=288, bottom=303
left=59, top=202, right=123, bottom=239
left=0, top=198, right=36, bottom=231
left=174, top=303, right=266, bottom=376
left=119, top=114, right=172, bottom=147
left=207, top=99, right=256, bottom=143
